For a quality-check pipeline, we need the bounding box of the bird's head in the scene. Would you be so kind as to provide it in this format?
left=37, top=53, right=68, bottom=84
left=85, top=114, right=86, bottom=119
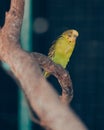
left=62, top=29, right=79, bottom=43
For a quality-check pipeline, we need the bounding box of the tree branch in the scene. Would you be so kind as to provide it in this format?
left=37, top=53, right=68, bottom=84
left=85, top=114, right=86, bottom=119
left=0, top=0, right=88, bottom=130
left=31, top=52, right=73, bottom=104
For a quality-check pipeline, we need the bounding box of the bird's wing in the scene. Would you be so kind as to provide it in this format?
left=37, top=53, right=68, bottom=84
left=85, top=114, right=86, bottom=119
left=48, top=40, right=56, bottom=59
left=43, top=40, right=56, bottom=78
left=48, top=35, right=61, bottom=58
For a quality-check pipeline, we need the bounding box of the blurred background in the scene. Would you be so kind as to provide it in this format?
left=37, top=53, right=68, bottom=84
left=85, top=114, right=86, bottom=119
left=0, top=0, right=104, bottom=130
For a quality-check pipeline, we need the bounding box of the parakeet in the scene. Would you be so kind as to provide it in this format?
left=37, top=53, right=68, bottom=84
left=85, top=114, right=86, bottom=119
left=44, top=29, right=79, bottom=78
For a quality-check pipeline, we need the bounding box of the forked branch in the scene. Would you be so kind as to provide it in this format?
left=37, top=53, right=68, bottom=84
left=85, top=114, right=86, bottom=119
left=0, top=0, right=87, bottom=130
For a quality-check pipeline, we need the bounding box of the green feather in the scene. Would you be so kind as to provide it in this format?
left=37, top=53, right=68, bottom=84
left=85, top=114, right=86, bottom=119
left=44, top=29, right=79, bottom=78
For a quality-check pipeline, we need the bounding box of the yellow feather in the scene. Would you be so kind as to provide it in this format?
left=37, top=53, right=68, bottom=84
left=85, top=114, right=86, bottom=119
left=44, top=29, right=79, bottom=78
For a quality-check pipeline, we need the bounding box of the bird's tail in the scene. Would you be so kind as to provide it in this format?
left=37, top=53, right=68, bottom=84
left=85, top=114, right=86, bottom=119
left=43, top=71, right=50, bottom=78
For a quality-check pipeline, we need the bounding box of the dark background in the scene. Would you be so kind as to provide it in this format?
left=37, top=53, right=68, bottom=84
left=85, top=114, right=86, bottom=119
left=0, top=0, right=104, bottom=130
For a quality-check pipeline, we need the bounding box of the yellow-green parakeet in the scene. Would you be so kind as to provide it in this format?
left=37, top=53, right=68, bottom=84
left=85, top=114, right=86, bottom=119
left=44, top=29, right=79, bottom=78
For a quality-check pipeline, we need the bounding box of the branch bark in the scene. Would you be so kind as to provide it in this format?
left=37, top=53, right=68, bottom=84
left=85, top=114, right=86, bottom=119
left=0, top=0, right=88, bottom=130
left=31, top=52, right=73, bottom=104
